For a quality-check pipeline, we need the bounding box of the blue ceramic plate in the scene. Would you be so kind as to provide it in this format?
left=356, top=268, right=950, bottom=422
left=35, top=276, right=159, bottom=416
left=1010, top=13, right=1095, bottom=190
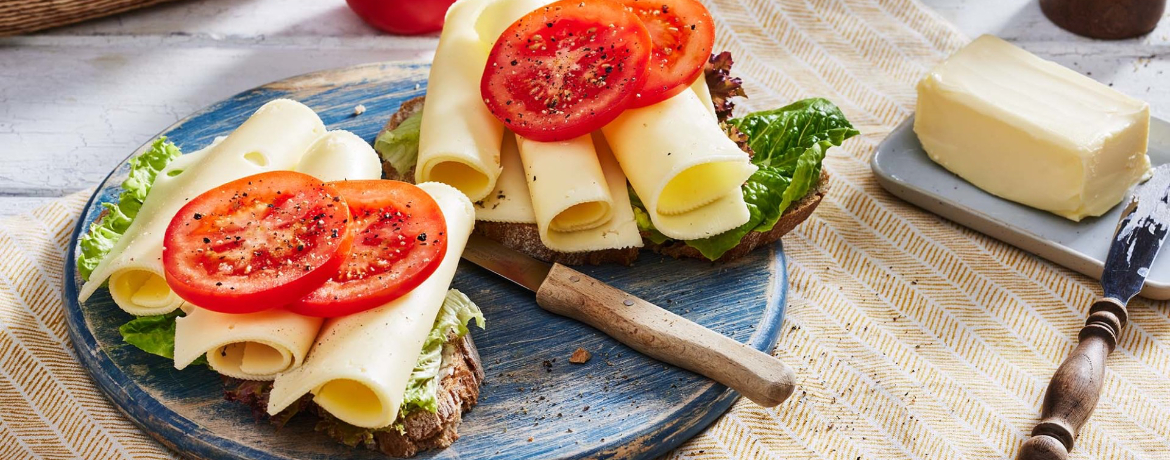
left=62, top=61, right=788, bottom=460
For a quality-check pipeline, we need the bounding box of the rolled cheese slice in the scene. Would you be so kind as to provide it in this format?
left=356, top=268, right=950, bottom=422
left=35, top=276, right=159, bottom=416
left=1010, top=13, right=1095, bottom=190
left=267, top=182, right=475, bottom=429
left=691, top=74, right=718, bottom=120
left=601, top=89, right=756, bottom=240
left=514, top=132, right=642, bottom=252
left=475, top=0, right=553, bottom=43
left=168, top=128, right=380, bottom=380
left=415, top=0, right=504, bottom=201
left=517, top=133, right=614, bottom=233
left=77, top=99, right=326, bottom=315
left=174, top=308, right=323, bottom=380
left=416, top=0, right=554, bottom=201
left=563, top=132, right=643, bottom=252
left=297, top=130, right=382, bottom=182
left=475, top=131, right=537, bottom=223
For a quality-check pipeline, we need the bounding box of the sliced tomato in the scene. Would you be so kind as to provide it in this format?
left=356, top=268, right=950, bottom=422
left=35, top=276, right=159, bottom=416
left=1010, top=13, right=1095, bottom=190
left=621, top=0, right=715, bottom=107
left=481, top=0, right=652, bottom=142
left=287, top=180, right=448, bottom=318
left=163, top=171, right=353, bottom=314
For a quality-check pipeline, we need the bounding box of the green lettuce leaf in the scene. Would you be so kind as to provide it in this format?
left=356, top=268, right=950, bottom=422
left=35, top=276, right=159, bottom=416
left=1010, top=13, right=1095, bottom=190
left=119, top=310, right=206, bottom=365
left=400, top=289, right=485, bottom=416
left=649, top=98, right=859, bottom=260
left=628, top=185, right=670, bottom=245
left=78, top=137, right=182, bottom=280
left=374, top=110, right=424, bottom=176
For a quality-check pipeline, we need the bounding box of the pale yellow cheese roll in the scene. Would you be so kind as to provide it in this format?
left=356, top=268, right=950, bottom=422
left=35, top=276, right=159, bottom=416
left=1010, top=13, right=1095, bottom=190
left=266, top=182, right=475, bottom=429
left=78, top=99, right=326, bottom=315
left=602, top=90, right=756, bottom=240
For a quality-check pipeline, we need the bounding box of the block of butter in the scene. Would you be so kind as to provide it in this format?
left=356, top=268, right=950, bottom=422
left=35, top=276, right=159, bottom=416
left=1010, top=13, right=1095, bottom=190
left=914, top=35, right=1150, bottom=222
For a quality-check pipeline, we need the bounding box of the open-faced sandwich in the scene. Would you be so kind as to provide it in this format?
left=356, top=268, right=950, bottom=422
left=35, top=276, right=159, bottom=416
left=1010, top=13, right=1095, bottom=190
left=73, top=0, right=857, bottom=456
left=375, top=0, right=858, bottom=265
left=76, top=99, right=487, bottom=456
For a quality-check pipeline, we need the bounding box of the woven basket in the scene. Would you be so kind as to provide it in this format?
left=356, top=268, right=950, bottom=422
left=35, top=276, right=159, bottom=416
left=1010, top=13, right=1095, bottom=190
left=0, top=0, right=181, bottom=36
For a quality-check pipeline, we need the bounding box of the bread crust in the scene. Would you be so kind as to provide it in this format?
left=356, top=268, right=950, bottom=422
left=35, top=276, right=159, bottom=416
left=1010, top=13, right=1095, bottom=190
left=379, top=96, right=824, bottom=265
left=369, top=333, right=484, bottom=457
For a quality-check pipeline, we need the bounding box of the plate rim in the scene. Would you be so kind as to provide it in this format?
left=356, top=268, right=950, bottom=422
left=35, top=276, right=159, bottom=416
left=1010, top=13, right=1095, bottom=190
left=61, top=60, right=790, bottom=460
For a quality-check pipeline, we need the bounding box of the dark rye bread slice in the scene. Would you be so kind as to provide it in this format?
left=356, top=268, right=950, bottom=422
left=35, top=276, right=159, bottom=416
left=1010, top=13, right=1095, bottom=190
left=367, top=333, right=485, bottom=457
left=380, top=96, right=826, bottom=265
left=224, top=333, right=484, bottom=458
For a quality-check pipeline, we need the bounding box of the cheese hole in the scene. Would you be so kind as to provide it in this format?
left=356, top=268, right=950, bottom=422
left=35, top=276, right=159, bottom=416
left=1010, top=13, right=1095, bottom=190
left=244, top=151, right=269, bottom=167
left=110, top=270, right=174, bottom=310
left=658, top=162, right=749, bottom=215
left=428, top=162, right=488, bottom=198
left=209, top=342, right=292, bottom=378
left=208, top=343, right=246, bottom=376
left=166, top=169, right=184, bottom=177
left=551, top=201, right=611, bottom=232
left=240, top=342, right=290, bottom=376
left=315, top=379, right=384, bottom=428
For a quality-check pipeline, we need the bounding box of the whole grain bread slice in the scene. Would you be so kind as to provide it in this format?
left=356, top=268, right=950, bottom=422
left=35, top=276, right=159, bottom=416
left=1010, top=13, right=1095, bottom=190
left=367, top=333, right=484, bottom=457
left=379, top=96, right=826, bottom=265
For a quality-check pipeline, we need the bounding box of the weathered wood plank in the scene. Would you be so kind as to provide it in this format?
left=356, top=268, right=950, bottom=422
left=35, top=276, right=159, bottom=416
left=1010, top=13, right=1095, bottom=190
left=0, top=46, right=433, bottom=200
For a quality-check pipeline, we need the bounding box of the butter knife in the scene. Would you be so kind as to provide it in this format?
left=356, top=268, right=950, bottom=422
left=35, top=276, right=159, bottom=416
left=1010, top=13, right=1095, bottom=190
left=460, top=234, right=796, bottom=407
left=1018, top=165, right=1170, bottom=460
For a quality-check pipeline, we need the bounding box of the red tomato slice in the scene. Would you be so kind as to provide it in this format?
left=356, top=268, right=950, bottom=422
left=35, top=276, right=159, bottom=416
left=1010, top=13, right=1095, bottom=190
left=621, top=0, right=715, bottom=107
left=287, top=180, right=448, bottom=318
left=163, top=171, right=353, bottom=314
left=481, top=0, right=652, bottom=142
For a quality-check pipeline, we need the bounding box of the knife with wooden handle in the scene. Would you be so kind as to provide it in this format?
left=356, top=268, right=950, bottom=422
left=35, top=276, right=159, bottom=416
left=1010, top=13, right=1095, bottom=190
left=1018, top=165, right=1170, bottom=460
left=461, top=233, right=796, bottom=407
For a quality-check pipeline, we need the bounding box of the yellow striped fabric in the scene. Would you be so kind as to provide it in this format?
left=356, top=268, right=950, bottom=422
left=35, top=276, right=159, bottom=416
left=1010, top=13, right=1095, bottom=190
left=0, top=193, right=177, bottom=459
left=1, top=1, right=1167, bottom=459
left=665, top=1, right=1170, bottom=460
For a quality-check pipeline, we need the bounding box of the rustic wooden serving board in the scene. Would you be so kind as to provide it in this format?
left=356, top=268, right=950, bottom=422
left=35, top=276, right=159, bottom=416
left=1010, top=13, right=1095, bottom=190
left=62, top=61, right=789, bottom=460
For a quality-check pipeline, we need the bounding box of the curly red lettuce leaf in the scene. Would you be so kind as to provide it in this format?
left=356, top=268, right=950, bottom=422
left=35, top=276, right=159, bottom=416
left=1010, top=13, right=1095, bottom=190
left=705, top=51, right=746, bottom=123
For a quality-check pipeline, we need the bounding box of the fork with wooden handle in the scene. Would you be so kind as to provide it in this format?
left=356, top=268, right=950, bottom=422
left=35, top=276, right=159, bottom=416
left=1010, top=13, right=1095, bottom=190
left=1017, top=298, right=1127, bottom=460
left=1017, top=166, right=1170, bottom=460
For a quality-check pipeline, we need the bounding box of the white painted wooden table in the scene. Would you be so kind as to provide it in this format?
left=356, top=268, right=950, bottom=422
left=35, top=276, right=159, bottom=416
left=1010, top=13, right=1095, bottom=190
left=0, top=0, right=1166, bottom=217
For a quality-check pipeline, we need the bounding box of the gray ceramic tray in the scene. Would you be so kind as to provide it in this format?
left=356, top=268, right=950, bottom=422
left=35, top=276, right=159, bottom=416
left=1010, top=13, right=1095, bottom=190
left=873, top=115, right=1170, bottom=299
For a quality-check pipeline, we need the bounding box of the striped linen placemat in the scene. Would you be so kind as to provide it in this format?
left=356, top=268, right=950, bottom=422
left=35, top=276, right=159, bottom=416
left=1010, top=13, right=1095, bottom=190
left=2, top=0, right=1168, bottom=459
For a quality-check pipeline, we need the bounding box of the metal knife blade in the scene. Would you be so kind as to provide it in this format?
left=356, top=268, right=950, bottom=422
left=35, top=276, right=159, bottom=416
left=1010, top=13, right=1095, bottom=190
left=460, top=234, right=552, bottom=292
left=1102, top=165, right=1170, bottom=302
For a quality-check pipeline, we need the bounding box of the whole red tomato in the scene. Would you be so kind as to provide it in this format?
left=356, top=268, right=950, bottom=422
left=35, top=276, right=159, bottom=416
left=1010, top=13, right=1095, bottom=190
left=346, top=0, right=457, bottom=35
